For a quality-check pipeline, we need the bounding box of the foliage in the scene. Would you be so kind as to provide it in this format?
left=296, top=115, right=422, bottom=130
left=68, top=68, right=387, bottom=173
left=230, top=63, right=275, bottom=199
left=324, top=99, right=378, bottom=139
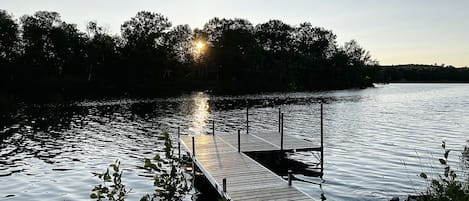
left=0, top=10, right=19, bottom=62
left=91, top=131, right=190, bottom=201
left=370, top=65, right=469, bottom=83
left=419, top=141, right=469, bottom=201
left=1, top=9, right=379, bottom=99
left=140, top=131, right=190, bottom=201
left=91, top=160, right=130, bottom=201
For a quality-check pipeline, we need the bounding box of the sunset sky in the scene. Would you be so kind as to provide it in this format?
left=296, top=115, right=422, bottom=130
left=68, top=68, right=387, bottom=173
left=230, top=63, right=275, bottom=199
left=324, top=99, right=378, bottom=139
left=2, top=0, right=468, bottom=66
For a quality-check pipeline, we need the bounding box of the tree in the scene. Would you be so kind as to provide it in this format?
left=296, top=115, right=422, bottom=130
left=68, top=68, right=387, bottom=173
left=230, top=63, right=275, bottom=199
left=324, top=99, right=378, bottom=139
left=289, top=23, right=338, bottom=89
left=200, top=18, right=260, bottom=87
left=121, top=11, right=171, bottom=49
left=0, top=10, right=19, bottom=62
left=160, top=24, right=194, bottom=81
left=255, top=20, right=293, bottom=89
left=0, top=10, right=20, bottom=87
left=120, top=11, right=172, bottom=85
left=255, top=20, right=293, bottom=54
left=85, top=21, right=120, bottom=83
left=165, top=24, right=193, bottom=64
left=343, top=39, right=375, bottom=66
left=292, top=23, right=336, bottom=59
left=20, top=11, right=87, bottom=79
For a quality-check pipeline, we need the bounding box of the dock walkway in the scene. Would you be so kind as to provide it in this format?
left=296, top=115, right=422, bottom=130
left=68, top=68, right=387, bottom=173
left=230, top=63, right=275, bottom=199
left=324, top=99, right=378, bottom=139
left=180, top=131, right=319, bottom=201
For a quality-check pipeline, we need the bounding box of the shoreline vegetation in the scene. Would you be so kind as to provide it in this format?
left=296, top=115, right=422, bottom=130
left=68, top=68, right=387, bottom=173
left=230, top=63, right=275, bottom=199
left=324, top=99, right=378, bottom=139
left=1, top=9, right=377, bottom=103
left=1, top=10, right=469, bottom=103
left=370, top=64, right=469, bottom=84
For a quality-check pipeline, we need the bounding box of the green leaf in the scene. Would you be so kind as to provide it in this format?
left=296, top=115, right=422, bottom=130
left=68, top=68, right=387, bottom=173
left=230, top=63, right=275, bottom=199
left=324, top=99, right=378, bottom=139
left=444, top=149, right=450, bottom=159
left=90, top=193, right=98, bottom=199
left=154, top=155, right=160, bottom=160
left=439, top=158, right=447, bottom=165
left=420, top=173, right=427, bottom=179
left=140, top=194, right=150, bottom=201
left=144, top=158, right=152, bottom=168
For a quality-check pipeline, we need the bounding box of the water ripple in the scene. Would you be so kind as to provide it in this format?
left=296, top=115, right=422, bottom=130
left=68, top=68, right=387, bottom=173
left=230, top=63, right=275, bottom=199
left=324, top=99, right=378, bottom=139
left=1, top=84, right=468, bottom=200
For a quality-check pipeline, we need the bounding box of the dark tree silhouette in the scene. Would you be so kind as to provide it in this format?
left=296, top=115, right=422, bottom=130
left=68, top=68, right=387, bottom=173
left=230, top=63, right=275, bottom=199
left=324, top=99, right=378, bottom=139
left=20, top=11, right=88, bottom=87
left=85, top=21, right=121, bottom=85
left=0, top=9, right=386, bottom=101
left=0, top=10, right=20, bottom=88
left=163, top=24, right=193, bottom=81
left=120, top=11, right=171, bottom=87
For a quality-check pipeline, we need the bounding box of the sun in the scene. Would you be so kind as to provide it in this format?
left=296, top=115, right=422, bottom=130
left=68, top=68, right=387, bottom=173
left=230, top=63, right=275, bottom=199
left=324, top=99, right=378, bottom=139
left=195, top=40, right=205, bottom=51
left=192, top=39, right=207, bottom=59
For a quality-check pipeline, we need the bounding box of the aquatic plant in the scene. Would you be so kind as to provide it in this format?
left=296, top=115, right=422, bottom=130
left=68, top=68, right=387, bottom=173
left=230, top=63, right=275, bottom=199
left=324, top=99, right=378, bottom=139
left=418, top=141, right=469, bottom=201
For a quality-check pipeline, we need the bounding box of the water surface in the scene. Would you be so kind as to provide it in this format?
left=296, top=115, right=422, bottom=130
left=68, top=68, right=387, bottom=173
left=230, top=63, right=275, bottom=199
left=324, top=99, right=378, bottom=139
left=1, top=83, right=468, bottom=200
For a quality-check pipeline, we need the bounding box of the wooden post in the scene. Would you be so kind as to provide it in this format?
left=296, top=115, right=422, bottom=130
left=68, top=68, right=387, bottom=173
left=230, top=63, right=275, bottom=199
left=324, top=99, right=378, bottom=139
left=222, top=178, right=227, bottom=192
left=278, top=108, right=281, bottom=132
left=178, top=127, right=181, bottom=159
left=320, top=103, right=324, bottom=177
left=288, top=170, right=292, bottom=186
left=237, top=129, right=241, bottom=152
left=212, top=120, right=215, bottom=136
left=281, top=113, right=284, bottom=151
left=246, top=101, right=249, bottom=134
left=192, top=136, right=195, bottom=157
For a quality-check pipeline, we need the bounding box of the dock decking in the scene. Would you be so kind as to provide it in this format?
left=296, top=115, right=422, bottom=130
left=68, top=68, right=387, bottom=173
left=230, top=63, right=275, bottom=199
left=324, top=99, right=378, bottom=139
left=180, top=132, right=320, bottom=200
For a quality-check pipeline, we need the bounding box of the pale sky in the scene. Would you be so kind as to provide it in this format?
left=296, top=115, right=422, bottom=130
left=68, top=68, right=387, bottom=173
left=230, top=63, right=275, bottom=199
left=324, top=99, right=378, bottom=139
left=2, top=0, right=468, bottom=66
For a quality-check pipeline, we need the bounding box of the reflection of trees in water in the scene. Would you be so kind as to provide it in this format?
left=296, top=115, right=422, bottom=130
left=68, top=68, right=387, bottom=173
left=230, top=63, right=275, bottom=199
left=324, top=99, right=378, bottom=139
left=0, top=104, right=88, bottom=167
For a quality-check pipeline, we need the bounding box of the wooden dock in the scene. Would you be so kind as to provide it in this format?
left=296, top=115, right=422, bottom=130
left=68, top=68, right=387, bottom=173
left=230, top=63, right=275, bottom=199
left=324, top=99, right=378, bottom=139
left=178, top=105, right=324, bottom=201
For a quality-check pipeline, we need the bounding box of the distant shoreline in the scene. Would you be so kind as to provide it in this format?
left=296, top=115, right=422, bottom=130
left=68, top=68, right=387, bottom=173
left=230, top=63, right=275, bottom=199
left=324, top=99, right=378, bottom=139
left=385, top=81, right=469, bottom=83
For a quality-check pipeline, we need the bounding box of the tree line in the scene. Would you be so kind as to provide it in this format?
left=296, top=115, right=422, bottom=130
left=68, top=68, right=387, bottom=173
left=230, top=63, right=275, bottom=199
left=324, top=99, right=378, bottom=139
left=0, top=10, right=377, bottom=99
left=369, top=64, right=469, bottom=83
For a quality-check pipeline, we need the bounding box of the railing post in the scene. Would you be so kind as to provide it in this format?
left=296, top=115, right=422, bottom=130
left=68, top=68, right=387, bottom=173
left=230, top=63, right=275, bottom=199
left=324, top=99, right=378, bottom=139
left=191, top=135, right=196, bottom=186
left=237, top=129, right=241, bottom=152
left=246, top=100, right=249, bottom=134
left=192, top=136, right=195, bottom=157
left=223, top=178, right=227, bottom=192
left=278, top=108, right=281, bottom=132
left=288, top=170, right=292, bottom=186
left=178, top=127, right=181, bottom=159
left=320, top=103, right=324, bottom=177
left=212, top=120, right=215, bottom=136
left=281, top=113, right=284, bottom=151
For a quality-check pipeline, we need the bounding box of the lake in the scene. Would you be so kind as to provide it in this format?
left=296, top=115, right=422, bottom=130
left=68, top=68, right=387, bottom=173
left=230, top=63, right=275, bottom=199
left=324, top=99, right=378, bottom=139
left=1, top=83, right=468, bottom=200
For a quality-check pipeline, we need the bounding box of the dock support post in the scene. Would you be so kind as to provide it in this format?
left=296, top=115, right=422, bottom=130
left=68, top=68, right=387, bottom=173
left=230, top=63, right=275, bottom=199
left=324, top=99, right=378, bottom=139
left=288, top=170, right=292, bottom=186
left=192, top=136, right=195, bottom=157
left=320, top=103, right=324, bottom=177
left=212, top=120, right=215, bottom=136
left=178, top=127, right=181, bottom=159
left=281, top=113, right=284, bottom=151
left=246, top=101, right=249, bottom=134
left=278, top=108, right=281, bottom=132
left=223, top=178, right=227, bottom=192
left=237, top=129, right=241, bottom=152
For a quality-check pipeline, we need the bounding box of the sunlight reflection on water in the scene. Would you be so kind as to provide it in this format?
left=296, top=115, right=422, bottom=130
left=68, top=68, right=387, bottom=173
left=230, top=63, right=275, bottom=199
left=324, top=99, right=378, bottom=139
left=189, top=92, right=210, bottom=135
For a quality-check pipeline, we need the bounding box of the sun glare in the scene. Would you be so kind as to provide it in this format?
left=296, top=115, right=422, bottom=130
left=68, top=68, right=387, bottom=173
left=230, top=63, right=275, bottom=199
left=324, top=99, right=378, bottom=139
left=195, top=41, right=205, bottom=51
left=193, top=40, right=206, bottom=58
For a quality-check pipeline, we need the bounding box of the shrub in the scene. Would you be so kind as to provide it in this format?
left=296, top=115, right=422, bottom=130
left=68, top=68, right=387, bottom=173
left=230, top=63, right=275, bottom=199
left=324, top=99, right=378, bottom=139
left=419, top=141, right=469, bottom=201
left=91, top=131, right=190, bottom=201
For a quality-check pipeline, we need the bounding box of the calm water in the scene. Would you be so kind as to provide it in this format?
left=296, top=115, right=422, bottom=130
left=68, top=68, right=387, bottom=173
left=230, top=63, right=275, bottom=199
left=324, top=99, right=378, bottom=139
left=1, top=83, right=468, bottom=201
